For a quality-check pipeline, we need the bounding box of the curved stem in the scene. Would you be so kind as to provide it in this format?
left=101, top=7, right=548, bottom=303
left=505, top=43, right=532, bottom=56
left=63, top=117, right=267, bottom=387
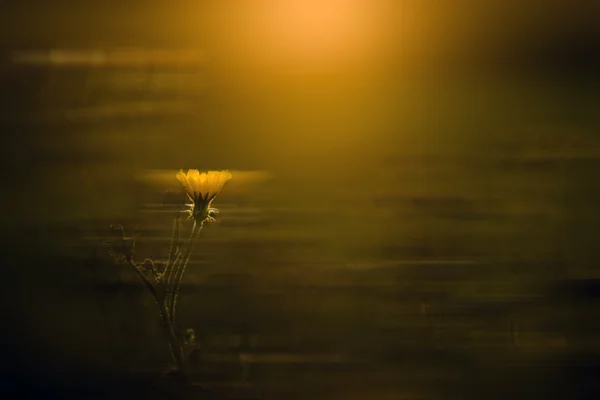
left=127, top=259, right=164, bottom=318
left=127, top=259, right=187, bottom=377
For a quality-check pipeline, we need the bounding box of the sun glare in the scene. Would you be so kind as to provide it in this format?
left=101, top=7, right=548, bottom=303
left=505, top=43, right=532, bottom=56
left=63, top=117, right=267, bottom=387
left=271, top=1, right=363, bottom=50
left=260, top=0, right=379, bottom=64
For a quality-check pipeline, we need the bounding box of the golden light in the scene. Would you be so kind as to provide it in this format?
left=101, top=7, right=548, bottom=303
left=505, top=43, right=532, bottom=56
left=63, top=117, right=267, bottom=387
left=263, top=0, right=373, bottom=62
left=202, top=0, right=393, bottom=71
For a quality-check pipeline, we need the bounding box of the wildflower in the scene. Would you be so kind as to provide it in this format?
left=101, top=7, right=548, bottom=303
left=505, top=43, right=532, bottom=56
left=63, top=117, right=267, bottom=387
left=176, top=169, right=232, bottom=224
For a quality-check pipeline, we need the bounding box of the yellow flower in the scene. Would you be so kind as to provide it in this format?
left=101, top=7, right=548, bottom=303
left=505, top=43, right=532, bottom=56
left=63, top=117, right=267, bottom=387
left=176, top=169, right=232, bottom=224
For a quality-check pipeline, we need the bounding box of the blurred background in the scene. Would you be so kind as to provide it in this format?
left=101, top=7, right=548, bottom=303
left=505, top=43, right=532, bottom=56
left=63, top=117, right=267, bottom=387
left=2, top=1, right=600, bottom=398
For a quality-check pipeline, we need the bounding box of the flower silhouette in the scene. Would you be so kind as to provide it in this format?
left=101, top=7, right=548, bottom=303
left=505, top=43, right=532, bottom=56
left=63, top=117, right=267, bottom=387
left=176, top=169, right=232, bottom=224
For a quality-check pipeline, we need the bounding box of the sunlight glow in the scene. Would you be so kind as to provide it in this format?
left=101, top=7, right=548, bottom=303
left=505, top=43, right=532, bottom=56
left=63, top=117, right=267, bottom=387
left=265, top=0, right=370, bottom=60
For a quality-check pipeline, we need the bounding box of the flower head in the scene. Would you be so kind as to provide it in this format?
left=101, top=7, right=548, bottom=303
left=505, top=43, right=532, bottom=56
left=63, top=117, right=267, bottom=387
left=176, top=169, right=232, bottom=224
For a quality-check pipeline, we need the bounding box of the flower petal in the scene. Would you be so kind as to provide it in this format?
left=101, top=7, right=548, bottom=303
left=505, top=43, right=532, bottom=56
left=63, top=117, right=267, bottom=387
left=217, top=170, right=233, bottom=193
left=188, top=169, right=200, bottom=180
left=177, top=169, right=232, bottom=205
left=176, top=170, right=192, bottom=195
left=197, top=172, right=207, bottom=194
left=206, top=170, right=220, bottom=196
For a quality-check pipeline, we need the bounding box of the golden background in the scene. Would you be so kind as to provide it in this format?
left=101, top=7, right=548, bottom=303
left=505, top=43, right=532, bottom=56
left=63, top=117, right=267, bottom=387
left=2, top=1, right=600, bottom=398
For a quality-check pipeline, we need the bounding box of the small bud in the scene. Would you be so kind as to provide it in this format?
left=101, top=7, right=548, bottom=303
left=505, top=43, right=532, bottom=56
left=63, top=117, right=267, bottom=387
left=184, top=328, right=197, bottom=345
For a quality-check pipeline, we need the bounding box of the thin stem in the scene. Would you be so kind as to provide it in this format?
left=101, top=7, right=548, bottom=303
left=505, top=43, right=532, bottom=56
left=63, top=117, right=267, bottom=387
left=162, top=217, right=181, bottom=303
left=164, top=251, right=181, bottom=314
left=165, top=222, right=196, bottom=315
left=170, top=222, right=203, bottom=325
left=127, top=259, right=187, bottom=377
left=128, top=258, right=165, bottom=319
left=166, top=251, right=182, bottom=286
left=165, top=217, right=181, bottom=273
